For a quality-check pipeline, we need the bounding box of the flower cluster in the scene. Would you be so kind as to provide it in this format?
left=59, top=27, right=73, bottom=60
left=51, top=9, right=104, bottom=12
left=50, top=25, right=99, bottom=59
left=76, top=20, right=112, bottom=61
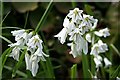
left=55, top=8, right=98, bottom=58
left=55, top=8, right=111, bottom=69
left=8, top=29, right=49, bottom=76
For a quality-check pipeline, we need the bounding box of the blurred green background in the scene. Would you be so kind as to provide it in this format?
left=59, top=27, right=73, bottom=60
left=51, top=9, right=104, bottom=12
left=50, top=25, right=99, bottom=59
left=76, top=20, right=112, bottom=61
left=1, top=2, right=120, bottom=79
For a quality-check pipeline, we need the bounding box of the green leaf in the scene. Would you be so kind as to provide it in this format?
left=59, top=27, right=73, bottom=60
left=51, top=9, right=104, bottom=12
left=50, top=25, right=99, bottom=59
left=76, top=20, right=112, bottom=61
left=35, top=0, right=53, bottom=33
left=82, top=52, right=90, bottom=78
left=2, top=47, right=13, bottom=68
left=12, top=49, right=27, bottom=78
left=12, top=2, right=38, bottom=13
left=111, top=65, right=120, bottom=78
left=0, top=35, right=12, bottom=43
left=71, top=64, right=77, bottom=80
left=4, top=65, right=27, bottom=78
left=110, top=44, right=120, bottom=57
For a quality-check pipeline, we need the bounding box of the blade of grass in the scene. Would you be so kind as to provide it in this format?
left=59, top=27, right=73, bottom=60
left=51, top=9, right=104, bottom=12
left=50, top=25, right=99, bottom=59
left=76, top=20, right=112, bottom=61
left=111, top=65, right=120, bottom=78
left=12, top=49, right=27, bottom=78
left=0, top=35, right=12, bottom=43
left=0, top=11, right=10, bottom=26
left=91, top=55, right=95, bottom=76
left=82, top=52, right=90, bottom=78
left=4, top=65, right=27, bottom=78
left=2, top=47, right=13, bottom=68
left=24, top=11, right=29, bottom=28
left=71, top=64, right=77, bottom=80
left=0, top=26, right=22, bottom=30
left=110, top=44, right=120, bottom=57
left=35, top=0, right=53, bottom=33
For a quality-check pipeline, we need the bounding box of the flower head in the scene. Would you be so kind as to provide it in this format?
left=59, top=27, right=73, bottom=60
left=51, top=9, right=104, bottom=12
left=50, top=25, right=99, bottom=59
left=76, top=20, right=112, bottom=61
left=104, top=58, right=112, bottom=68
left=94, top=28, right=110, bottom=37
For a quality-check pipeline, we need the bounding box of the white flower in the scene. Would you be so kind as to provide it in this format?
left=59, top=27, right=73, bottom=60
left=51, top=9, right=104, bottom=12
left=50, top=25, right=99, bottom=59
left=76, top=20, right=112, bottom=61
left=97, top=40, right=108, bottom=53
left=94, top=55, right=102, bottom=68
left=68, top=42, right=81, bottom=58
left=90, top=43, right=100, bottom=56
left=54, top=28, right=68, bottom=44
left=25, top=53, right=31, bottom=70
left=11, top=29, right=27, bottom=41
left=82, top=14, right=98, bottom=29
left=29, top=55, right=39, bottom=76
left=68, top=34, right=88, bottom=58
left=90, top=40, right=108, bottom=56
left=34, top=48, right=49, bottom=61
left=104, top=58, right=112, bottom=68
left=9, top=47, right=21, bottom=61
left=67, top=8, right=83, bottom=21
left=94, top=28, right=110, bottom=37
left=11, top=29, right=25, bottom=37
left=27, top=34, right=43, bottom=52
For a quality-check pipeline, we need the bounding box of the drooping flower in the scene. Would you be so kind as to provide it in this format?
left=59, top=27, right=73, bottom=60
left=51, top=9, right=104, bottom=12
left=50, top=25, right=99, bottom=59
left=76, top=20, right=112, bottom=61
left=9, top=47, right=21, bottom=61
left=9, top=29, right=48, bottom=76
left=94, top=55, right=102, bottom=68
left=90, top=40, right=108, bottom=56
left=94, top=28, right=110, bottom=37
left=54, top=28, right=68, bottom=44
left=104, top=58, right=112, bottom=68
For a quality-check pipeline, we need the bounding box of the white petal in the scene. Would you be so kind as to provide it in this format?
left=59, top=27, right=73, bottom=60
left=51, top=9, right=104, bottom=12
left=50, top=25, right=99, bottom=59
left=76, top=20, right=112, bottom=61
left=31, top=61, right=39, bottom=76
left=94, top=31, right=103, bottom=37
left=83, top=40, right=88, bottom=55
left=85, top=33, right=91, bottom=43
left=54, top=28, right=68, bottom=44
left=25, top=53, right=31, bottom=70
left=104, top=58, right=112, bottom=68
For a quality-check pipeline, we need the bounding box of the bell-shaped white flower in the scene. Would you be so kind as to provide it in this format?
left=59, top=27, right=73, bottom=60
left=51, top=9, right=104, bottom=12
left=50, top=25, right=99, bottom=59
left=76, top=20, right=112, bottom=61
left=82, top=14, right=98, bottom=29
left=97, top=40, right=108, bottom=53
left=11, top=29, right=25, bottom=37
left=67, top=8, right=83, bottom=21
left=9, top=47, right=21, bottom=61
left=34, top=48, right=49, bottom=61
left=25, top=53, right=31, bottom=70
left=90, top=40, right=108, bottom=56
left=68, top=42, right=82, bottom=58
left=104, top=58, right=112, bottom=68
left=90, top=43, right=100, bottom=56
left=94, top=55, right=102, bottom=68
left=27, top=34, right=43, bottom=52
left=54, top=28, right=68, bottom=44
left=94, top=28, right=110, bottom=37
left=29, top=55, right=39, bottom=76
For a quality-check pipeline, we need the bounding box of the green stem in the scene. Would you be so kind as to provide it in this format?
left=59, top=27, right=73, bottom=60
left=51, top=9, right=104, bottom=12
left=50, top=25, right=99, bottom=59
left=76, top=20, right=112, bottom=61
left=82, top=52, right=90, bottom=79
left=71, top=64, right=77, bottom=80
left=4, top=65, right=27, bottom=78
left=91, top=55, right=95, bottom=76
left=24, top=11, right=29, bottom=28
left=35, top=0, right=53, bottom=33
